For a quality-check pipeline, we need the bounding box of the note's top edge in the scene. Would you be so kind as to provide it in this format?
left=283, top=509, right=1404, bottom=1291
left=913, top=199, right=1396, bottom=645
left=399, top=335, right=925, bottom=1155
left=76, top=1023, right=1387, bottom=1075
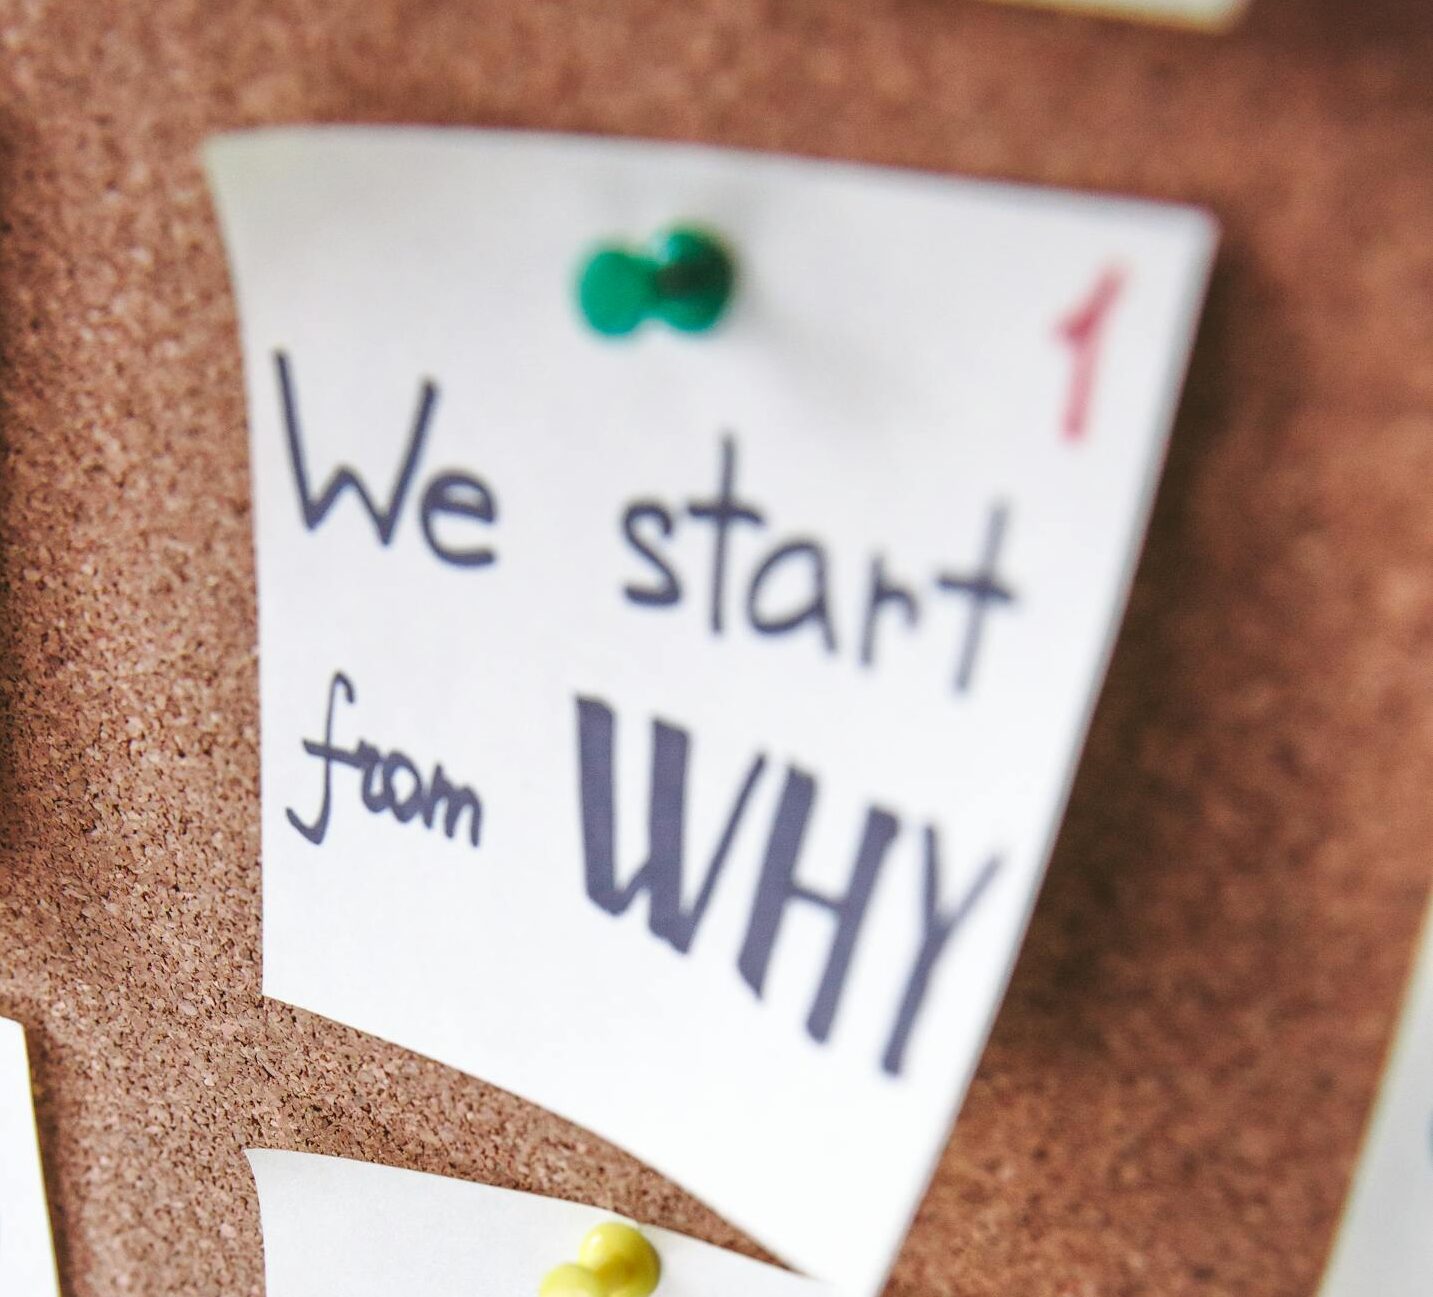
left=202, top=122, right=1221, bottom=244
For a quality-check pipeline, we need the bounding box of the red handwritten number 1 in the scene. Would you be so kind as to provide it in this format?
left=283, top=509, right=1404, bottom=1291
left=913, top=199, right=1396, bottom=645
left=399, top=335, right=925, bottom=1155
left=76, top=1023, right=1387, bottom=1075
left=1056, top=267, right=1125, bottom=442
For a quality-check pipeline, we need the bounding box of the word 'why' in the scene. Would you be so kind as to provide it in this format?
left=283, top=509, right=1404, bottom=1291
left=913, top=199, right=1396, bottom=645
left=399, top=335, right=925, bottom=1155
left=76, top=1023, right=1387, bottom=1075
left=577, top=697, right=1003, bottom=1076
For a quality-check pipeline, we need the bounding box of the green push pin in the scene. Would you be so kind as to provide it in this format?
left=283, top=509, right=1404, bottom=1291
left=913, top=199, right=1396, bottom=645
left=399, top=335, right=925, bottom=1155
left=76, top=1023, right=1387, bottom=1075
left=577, top=227, right=735, bottom=338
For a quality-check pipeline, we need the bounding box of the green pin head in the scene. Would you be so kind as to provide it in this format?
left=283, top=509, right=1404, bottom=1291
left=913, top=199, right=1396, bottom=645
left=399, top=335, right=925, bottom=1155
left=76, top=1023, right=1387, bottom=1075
left=577, top=226, right=735, bottom=338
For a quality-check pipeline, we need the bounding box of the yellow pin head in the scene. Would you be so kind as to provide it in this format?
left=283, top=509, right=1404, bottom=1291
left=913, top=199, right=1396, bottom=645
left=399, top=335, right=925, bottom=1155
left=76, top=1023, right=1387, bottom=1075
left=540, top=1222, right=661, bottom=1297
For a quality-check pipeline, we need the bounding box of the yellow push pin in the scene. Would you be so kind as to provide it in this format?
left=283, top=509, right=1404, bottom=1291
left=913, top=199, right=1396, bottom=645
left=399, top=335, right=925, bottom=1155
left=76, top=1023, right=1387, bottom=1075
left=539, top=1222, right=661, bottom=1297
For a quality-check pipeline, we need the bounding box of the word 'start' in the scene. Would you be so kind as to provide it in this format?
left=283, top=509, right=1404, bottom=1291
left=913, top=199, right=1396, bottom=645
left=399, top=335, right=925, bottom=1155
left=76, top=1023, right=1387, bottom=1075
left=248, top=1149, right=830, bottom=1297
left=1319, top=903, right=1433, bottom=1297
left=0, top=1019, right=61, bottom=1297
left=208, top=128, right=1216, bottom=1294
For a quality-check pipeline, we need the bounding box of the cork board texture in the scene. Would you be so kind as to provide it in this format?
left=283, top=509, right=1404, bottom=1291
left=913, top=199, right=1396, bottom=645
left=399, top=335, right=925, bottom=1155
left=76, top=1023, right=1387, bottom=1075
left=0, top=1, right=1429, bottom=1293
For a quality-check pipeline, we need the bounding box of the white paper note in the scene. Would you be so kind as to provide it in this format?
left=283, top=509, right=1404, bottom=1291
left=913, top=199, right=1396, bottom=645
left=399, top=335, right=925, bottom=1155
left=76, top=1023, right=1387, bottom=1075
left=248, top=1148, right=830, bottom=1297
left=208, top=127, right=1215, bottom=1294
left=1319, top=904, right=1433, bottom=1297
left=0, top=1019, right=61, bottom=1297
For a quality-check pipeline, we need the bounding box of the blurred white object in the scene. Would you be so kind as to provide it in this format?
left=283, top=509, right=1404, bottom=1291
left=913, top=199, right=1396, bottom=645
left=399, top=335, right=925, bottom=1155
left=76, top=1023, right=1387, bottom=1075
left=1320, top=902, right=1433, bottom=1297
left=0, top=1018, right=61, bottom=1297
left=980, top=0, right=1248, bottom=31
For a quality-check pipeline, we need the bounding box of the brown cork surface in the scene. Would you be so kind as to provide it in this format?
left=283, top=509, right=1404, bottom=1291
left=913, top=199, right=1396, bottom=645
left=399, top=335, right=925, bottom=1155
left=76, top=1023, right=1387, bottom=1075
left=0, top=1, right=1430, bottom=1293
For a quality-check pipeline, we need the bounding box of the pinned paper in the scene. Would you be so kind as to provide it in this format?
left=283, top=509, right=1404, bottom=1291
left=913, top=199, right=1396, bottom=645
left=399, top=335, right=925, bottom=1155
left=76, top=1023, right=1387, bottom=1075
left=979, top=0, right=1247, bottom=29
left=0, top=1019, right=61, bottom=1297
left=1319, top=903, right=1433, bottom=1297
left=247, top=1148, right=832, bottom=1297
left=208, top=127, right=1215, bottom=1294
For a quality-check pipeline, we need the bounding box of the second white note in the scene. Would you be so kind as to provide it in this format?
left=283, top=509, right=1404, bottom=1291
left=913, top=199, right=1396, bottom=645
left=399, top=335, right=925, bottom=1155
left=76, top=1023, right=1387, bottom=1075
left=249, top=1149, right=830, bottom=1297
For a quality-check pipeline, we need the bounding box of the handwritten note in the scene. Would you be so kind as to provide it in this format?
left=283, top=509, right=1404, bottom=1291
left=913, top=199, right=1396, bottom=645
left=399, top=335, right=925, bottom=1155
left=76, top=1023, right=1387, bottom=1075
left=1319, top=904, right=1433, bottom=1297
left=0, top=1019, right=60, bottom=1297
left=207, top=127, right=1215, bottom=1294
left=248, top=1148, right=831, bottom=1297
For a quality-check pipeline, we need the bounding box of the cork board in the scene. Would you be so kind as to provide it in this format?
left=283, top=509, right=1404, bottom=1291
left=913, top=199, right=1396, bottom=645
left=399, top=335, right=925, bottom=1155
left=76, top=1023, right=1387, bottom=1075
left=0, top=1, right=1429, bottom=1294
